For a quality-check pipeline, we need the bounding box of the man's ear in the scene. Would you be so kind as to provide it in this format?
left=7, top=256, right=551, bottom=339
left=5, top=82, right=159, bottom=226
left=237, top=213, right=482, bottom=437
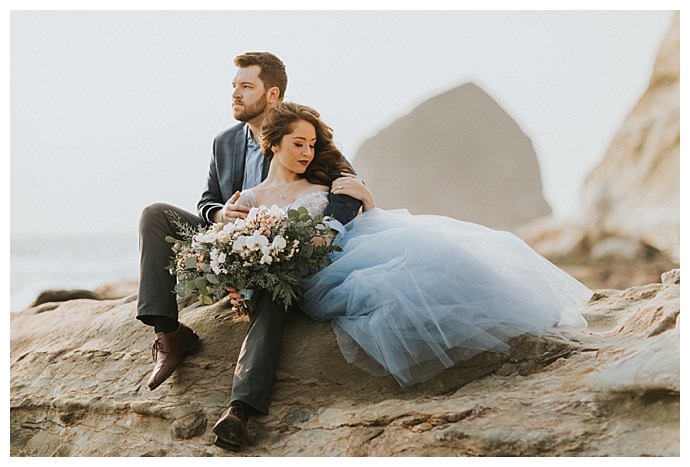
left=266, top=87, right=281, bottom=105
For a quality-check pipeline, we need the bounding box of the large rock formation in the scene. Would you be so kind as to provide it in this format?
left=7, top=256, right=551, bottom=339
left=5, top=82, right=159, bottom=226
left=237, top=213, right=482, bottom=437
left=10, top=270, right=679, bottom=456
left=353, top=82, right=551, bottom=230
left=520, top=12, right=679, bottom=268
left=577, top=12, right=679, bottom=262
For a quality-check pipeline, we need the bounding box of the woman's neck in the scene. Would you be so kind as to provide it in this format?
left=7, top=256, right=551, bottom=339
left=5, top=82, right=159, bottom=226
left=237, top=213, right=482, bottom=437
left=262, top=164, right=300, bottom=187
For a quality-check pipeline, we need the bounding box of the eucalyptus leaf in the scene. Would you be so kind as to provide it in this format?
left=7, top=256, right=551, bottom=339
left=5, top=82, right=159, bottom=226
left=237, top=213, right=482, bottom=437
left=201, top=295, right=214, bottom=305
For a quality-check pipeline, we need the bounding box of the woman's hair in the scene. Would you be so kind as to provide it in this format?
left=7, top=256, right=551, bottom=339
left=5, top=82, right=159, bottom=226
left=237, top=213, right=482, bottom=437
left=260, top=102, right=354, bottom=185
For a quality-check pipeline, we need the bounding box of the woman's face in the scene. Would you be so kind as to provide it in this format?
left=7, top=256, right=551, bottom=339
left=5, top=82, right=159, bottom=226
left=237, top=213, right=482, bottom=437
left=273, top=119, right=317, bottom=175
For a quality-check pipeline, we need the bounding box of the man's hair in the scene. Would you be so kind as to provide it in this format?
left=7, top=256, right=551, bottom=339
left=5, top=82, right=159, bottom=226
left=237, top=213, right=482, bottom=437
left=234, top=51, right=288, bottom=99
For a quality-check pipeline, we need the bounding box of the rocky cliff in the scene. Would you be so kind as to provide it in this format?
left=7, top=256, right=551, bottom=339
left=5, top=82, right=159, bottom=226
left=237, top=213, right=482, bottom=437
left=519, top=12, right=679, bottom=270
left=10, top=269, right=679, bottom=456
left=578, top=12, right=679, bottom=262
left=353, top=82, right=551, bottom=230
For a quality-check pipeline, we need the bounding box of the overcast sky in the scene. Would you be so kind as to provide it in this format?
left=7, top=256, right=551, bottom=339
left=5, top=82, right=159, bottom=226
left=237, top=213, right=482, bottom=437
left=8, top=6, right=676, bottom=239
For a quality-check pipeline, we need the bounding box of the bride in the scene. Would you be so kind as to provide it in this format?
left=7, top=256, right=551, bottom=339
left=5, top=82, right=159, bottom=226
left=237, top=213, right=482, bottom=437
left=236, top=101, right=590, bottom=388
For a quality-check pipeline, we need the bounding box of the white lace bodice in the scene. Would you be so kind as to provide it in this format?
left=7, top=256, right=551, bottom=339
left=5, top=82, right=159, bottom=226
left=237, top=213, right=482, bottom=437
left=237, top=189, right=329, bottom=217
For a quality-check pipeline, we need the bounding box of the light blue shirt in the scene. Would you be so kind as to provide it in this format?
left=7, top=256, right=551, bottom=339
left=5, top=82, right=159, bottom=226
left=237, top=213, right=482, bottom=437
left=242, top=124, right=265, bottom=190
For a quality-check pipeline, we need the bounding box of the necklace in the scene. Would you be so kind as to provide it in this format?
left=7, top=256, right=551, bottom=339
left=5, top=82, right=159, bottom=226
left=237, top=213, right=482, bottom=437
left=280, top=180, right=296, bottom=199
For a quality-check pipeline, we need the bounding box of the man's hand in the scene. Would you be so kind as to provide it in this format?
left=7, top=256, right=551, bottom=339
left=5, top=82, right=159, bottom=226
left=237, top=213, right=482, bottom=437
left=213, top=191, right=251, bottom=223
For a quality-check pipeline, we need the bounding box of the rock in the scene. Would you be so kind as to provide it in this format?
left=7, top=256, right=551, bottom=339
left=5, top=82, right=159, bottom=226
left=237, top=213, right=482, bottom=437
left=578, top=13, right=679, bottom=263
left=31, top=289, right=99, bottom=307
left=29, top=281, right=139, bottom=308
left=93, top=280, right=139, bottom=300
left=10, top=270, right=679, bottom=456
left=353, top=82, right=551, bottom=230
left=521, top=13, right=679, bottom=266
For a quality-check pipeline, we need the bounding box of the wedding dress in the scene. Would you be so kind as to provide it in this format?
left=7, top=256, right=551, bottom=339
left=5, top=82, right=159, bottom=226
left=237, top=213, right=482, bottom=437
left=240, top=189, right=591, bottom=387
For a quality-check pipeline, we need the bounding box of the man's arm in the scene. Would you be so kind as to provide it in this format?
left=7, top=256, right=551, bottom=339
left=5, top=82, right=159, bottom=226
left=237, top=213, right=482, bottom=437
left=322, top=156, right=363, bottom=230
left=197, top=142, right=224, bottom=225
left=197, top=124, right=245, bottom=225
left=322, top=194, right=361, bottom=231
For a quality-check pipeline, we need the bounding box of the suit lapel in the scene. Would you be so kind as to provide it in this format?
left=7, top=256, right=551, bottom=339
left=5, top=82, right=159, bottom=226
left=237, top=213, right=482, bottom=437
left=231, top=127, right=247, bottom=193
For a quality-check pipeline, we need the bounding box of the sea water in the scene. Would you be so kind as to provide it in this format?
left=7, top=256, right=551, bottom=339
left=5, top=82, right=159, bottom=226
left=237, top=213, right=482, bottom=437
left=10, top=234, right=140, bottom=313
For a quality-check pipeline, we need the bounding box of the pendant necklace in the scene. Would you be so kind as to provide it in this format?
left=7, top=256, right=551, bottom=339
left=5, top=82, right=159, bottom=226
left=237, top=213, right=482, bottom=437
left=280, top=180, right=296, bottom=199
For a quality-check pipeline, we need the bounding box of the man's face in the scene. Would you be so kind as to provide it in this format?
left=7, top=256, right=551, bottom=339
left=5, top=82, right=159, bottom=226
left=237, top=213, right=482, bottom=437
left=232, top=65, right=269, bottom=123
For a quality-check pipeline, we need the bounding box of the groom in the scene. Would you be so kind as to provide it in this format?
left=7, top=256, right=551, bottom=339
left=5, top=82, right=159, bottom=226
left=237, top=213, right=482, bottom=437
left=136, top=51, right=361, bottom=450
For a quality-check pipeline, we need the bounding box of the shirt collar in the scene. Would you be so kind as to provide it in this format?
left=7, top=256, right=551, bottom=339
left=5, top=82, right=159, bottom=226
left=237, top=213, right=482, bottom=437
left=245, top=124, right=260, bottom=148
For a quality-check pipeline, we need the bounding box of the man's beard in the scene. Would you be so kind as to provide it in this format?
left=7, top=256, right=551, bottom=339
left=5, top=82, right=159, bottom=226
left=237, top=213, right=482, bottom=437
left=234, top=94, right=268, bottom=122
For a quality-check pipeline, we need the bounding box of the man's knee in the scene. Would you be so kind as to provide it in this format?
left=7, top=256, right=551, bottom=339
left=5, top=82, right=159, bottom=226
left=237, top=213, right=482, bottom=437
left=140, top=203, right=182, bottom=236
left=141, top=202, right=173, bottom=226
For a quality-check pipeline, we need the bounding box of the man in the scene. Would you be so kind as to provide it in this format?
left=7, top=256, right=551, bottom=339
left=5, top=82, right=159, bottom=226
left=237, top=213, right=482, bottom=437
left=136, top=51, right=361, bottom=450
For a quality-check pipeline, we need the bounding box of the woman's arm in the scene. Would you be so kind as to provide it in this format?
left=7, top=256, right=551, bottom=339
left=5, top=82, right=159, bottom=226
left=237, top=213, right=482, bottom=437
left=331, top=173, right=376, bottom=212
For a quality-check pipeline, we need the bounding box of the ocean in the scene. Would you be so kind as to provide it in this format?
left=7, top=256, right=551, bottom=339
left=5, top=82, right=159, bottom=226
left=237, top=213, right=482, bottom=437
left=10, top=234, right=140, bottom=313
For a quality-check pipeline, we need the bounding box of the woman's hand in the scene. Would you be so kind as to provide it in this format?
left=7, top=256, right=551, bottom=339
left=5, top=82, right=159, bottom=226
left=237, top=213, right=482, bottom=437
left=311, top=230, right=338, bottom=247
left=331, top=173, right=376, bottom=211
left=226, top=285, right=247, bottom=313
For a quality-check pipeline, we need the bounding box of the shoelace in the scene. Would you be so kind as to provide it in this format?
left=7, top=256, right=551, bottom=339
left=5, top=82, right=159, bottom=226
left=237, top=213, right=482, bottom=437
left=151, top=337, right=168, bottom=361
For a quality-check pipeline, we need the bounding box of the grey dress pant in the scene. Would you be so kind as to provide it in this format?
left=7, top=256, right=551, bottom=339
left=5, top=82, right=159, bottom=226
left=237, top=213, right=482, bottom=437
left=136, top=202, right=287, bottom=414
left=137, top=202, right=202, bottom=325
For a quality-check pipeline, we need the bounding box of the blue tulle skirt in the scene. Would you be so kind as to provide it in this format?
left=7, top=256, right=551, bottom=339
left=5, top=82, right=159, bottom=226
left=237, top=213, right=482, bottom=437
left=299, top=208, right=590, bottom=387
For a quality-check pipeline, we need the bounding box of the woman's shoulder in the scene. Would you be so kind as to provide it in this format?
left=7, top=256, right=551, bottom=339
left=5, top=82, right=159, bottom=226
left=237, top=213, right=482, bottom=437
left=236, top=188, right=257, bottom=207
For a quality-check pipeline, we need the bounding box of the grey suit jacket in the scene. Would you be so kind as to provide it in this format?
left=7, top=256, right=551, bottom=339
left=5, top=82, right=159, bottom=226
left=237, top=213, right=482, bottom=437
left=197, top=122, right=361, bottom=226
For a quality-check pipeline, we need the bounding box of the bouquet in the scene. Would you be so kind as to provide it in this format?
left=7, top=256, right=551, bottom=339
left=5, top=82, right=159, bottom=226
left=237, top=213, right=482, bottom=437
left=166, top=205, right=340, bottom=313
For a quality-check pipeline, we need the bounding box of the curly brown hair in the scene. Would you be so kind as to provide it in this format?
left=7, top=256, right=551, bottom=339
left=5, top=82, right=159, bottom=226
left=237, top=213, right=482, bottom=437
left=260, top=102, right=354, bottom=186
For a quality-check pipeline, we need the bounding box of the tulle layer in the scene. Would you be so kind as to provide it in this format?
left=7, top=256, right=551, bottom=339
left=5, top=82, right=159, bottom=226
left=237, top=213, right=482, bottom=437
left=300, top=208, right=590, bottom=387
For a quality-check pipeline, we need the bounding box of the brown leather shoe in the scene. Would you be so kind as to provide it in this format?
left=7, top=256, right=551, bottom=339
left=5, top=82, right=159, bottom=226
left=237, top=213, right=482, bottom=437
left=147, top=323, right=199, bottom=390
left=213, top=405, right=249, bottom=450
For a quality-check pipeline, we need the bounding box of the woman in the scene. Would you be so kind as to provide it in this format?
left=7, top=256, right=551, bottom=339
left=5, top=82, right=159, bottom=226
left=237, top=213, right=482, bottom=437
left=233, top=102, right=350, bottom=222
left=240, top=101, right=590, bottom=388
